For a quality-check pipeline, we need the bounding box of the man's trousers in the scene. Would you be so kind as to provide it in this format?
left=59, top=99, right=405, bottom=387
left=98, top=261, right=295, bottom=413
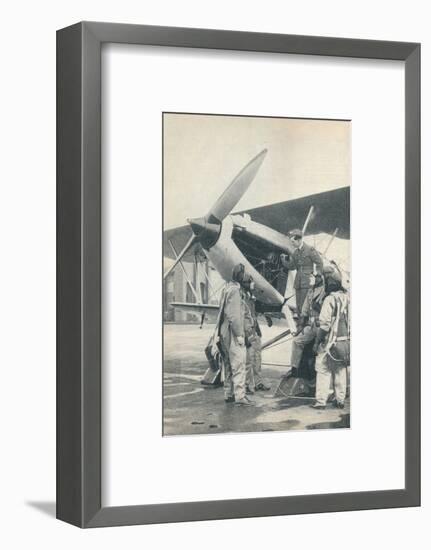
left=290, top=326, right=317, bottom=368
left=223, top=338, right=246, bottom=401
left=246, top=335, right=263, bottom=389
left=295, top=287, right=309, bottom=314
left=315, top=352, right=347, bottom=406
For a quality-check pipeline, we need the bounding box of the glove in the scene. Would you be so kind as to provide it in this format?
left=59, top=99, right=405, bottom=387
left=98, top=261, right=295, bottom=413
left=312, top=328, right=328, bottom=355
left=247, top=333, right=256, bottom=345
left=236, top=336, right=245, bottom=346
left=294, top=317, right=306, bottom=336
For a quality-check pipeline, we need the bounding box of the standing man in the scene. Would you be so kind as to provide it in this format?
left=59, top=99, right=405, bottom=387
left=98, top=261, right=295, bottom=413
left=218, top=263, right=252, bottom=406
left=280, top=229, right=323, bottom=314
left=241, top=274, right=270, bottom=394
left=312, top=270, right=350, bottom=409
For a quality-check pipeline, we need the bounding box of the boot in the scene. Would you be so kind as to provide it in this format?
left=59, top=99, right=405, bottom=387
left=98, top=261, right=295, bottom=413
left=235, top=397, right=253, bottom=406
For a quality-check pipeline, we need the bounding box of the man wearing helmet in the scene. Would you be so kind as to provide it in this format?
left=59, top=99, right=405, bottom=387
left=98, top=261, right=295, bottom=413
left=241, top=274, right=271, bottom=394
left=218, top=263, right=253, bottom=406
left=312, top=265, right=350, bottom=409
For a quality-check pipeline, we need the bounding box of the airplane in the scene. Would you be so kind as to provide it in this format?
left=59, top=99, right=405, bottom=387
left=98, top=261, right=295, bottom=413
left=163, top=149, right=350, bottom=345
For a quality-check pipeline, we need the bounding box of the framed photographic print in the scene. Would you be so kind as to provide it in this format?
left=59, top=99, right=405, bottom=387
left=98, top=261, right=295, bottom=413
left=57, top=21, right=420, bottom=527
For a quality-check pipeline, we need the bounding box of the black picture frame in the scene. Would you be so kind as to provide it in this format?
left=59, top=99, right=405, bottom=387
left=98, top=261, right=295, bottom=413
left=57, top=21, right=420, bottom=528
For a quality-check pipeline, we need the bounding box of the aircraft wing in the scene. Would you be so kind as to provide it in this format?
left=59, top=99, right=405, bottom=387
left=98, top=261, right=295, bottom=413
left=169, top=302, right=219, bottom=315
left=238, top=186, right=350, bottom=240
left=163, top=187, right=350, bottom=260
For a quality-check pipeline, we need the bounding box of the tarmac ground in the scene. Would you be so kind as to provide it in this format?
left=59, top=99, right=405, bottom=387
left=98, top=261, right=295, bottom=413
left=163, top=323, right=350, bottom=437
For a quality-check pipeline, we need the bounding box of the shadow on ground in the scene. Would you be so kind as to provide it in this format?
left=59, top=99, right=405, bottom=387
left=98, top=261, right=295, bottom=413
left=26, top=501, right=56, bottom=518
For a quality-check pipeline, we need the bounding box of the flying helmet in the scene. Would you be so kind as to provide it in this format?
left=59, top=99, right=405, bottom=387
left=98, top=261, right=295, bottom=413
left=241, top=272, right=254, bottom=290
left=232, top=263, right=245, bottom=283
left=323, top=263, right=343, bottom=292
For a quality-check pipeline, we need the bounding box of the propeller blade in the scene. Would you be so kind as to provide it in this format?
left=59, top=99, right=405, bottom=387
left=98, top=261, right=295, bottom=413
left=207, top=149, right=268, bottom=222
left=163, top=233, right=197, bottom=280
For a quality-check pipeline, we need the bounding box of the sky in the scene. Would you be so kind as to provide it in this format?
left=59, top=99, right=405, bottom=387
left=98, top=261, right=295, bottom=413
left=163, top=113, right=351, bottom=230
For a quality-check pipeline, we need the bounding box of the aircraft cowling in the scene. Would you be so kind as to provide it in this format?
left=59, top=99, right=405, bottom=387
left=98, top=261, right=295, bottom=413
left=188, top=216, right=222, bottom=250
left=231, top=214, right=296, bottom=255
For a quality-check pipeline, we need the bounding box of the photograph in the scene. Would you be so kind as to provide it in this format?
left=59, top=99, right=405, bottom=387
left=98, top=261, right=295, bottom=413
left=163, top=112, right=351, bottom=436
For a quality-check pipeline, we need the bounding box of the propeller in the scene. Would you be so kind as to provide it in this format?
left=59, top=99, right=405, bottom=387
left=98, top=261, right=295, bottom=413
left=206, top=148, right=268, bottom=223
left=163, top=149, right=268, bottom=280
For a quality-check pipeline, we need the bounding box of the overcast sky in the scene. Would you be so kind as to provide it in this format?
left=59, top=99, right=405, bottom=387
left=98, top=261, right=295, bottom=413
left=163, top=113, right=351, bottom=230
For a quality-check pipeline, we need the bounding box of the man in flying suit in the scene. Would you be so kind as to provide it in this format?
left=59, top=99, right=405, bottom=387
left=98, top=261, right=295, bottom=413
left=289, top=264, right=341, bottom=371
left=241, top=274, right=270, bottom=394
left=280, top=229, right=323, bottom=314
left=218, top=263, right=252, bottom=406
left=312, top=270, right=350, bottom=409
